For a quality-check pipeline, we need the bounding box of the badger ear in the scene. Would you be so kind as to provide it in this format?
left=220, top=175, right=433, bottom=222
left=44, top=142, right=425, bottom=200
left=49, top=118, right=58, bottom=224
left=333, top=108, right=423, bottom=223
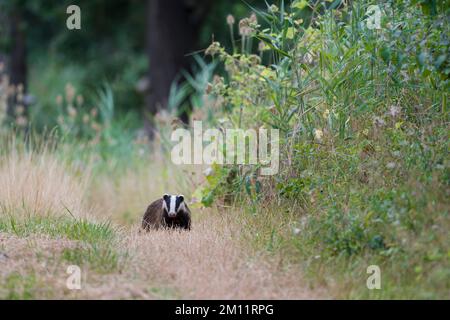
left=163, top=194, right=170, bottom=201
left=178, top=195, right=184, bottom=202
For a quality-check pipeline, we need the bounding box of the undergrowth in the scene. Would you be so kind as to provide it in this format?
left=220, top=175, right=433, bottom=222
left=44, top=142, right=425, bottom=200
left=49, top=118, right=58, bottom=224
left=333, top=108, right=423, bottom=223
left=194, top=0, right=449, bottom=298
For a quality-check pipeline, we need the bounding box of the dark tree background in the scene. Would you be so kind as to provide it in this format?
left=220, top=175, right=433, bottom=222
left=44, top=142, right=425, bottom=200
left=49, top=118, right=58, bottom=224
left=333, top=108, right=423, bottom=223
left=0, top=3, right=27, bottom=117
left=0, top=0, right=265, bottom=135
left=145, top=0, right=212, bottom=137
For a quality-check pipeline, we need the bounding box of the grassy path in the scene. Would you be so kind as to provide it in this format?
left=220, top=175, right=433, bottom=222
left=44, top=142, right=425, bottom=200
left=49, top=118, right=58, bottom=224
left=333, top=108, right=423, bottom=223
left=0, top=146, right=326, bottom=299
left=126, top=212, right=325, bottom=299
left=0, top=209, right=325, bottom=299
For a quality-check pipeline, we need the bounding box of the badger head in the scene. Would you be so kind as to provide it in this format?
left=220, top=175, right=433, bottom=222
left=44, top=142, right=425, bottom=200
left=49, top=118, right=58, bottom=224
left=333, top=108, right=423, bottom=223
left=162, top=194, right=185, bottom=218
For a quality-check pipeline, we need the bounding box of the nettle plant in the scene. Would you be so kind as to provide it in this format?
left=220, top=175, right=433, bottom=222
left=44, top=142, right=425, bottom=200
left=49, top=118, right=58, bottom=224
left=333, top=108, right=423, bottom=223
left=205, top=2, right=362, bottom=150
left=201, top=3, right=347, bottom=205
left=199, top=13, right=276, bottom=207
left=198, top=0, right=448, bottom=207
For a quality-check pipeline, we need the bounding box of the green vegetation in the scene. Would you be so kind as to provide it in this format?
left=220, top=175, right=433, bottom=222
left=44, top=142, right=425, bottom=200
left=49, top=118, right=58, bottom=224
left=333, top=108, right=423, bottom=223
left=61, top=244, right=122, bottom=274
left=148, top=286, right=181, bottom=300
left=3, top=272, right=39, bottom=300
left=0, top=0, right=448, bottom=299
left=0, top=214, right=126, bottom=273
left=194, top=0, right=449, bottom=298
left=0, top=215, right=115, bottom=242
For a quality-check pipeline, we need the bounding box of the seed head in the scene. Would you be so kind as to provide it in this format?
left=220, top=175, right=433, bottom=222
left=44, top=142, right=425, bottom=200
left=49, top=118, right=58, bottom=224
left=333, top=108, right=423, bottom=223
left=258, top=41, right=266, bottom=52
left=226, top=14, right=235, bottom=26
left=239, top=18, right=253, bottom=36
left=314, top=128, right=324, bottom=142
left=76, top=95, right=84, bottom=107
left=90, top=108, right=98, bottom=118
left=269, top=4, right=279, bottom=13
left=68, top=105, right=77, bottom=118
left=56, top=95, right=63, bottom=106
left=65, top=83, right=76, bottom=104
left=205, top=41, right=221, bottom=56
left=16, top=116, right=27, bottom=127
left=15, top=105, right=25, bottom=115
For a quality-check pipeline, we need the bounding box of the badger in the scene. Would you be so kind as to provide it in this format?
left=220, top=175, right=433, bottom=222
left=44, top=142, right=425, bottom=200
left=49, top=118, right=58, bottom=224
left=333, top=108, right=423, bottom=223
left=141, top=194, right=191, bottom=231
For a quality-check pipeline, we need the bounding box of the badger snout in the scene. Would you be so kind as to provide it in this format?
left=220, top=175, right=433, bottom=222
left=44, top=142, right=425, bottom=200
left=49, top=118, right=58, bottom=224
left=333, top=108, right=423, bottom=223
left=168, top=212, right=177, bottom=218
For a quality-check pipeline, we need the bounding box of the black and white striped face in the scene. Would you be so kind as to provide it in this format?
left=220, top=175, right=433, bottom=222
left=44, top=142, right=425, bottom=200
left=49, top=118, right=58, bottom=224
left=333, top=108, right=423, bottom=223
left=162, top=194, right=185, bottom=218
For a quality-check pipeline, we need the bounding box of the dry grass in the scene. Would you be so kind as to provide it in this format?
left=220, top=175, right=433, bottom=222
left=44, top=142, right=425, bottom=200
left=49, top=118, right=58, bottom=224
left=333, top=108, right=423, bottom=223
left=0, top=233, right=80, bottom=299
left=0, top=214, right=323, bottom=299
left=88, top=165, right=189, bottom=224
left=0, top=142, right=324, bottom=299
left=125, top=213, right=321, bottom=299
left=0, top=233, right=152, bottom=299
left=88, top=139, right=204, bottom=225
left=0, top=146, right=90, bottom=219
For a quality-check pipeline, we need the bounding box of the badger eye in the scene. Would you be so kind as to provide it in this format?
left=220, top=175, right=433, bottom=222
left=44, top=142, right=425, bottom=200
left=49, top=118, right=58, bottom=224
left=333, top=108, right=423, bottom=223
left=163, top=194, right=170, bottom=201
left=178, top=195, right=184, bottom=202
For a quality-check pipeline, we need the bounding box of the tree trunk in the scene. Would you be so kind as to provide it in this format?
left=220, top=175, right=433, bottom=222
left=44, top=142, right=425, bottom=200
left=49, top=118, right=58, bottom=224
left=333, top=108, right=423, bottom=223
left=145, top=0, right=210, bottom=138
left=7, top=8, right=27, bottom=118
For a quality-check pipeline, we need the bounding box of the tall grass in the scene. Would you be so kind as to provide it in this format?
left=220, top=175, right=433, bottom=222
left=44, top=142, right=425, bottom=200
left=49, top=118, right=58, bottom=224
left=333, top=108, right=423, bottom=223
left=193, top=0, right=450, bottom=298
left=0, top=132, right=323, bottom=299
left=0, top=137, right=91, bottom=220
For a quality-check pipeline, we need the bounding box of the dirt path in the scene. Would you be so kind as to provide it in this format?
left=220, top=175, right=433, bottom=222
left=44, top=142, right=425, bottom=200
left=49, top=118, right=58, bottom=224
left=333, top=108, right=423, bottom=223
left=0, top=211, right=325, bottom=299
left=125, top=212, right=324, bottom=299
left=0, top=149, right=324, bottom=299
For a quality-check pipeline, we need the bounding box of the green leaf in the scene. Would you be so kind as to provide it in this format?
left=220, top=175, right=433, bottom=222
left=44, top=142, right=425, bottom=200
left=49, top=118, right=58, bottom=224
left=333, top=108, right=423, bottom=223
left=418, top=52, right=427, bottom=67
left=286, top=27, right=295, bottom=40
left=292, top=0, right=309, bottom=10
left=380, top=46, right=391, bottom=63
left=255, top=34, right=291, bottom=58
left=434, top=54, right=447, bottom=69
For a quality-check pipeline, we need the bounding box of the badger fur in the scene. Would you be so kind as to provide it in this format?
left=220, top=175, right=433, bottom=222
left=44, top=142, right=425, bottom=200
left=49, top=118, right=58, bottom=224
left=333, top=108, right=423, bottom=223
left=141, top=194, right=191, bottom=231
